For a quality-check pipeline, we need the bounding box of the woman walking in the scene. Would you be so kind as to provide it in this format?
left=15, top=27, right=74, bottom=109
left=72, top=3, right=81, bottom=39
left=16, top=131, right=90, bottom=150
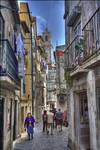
left=24, top=113, right=35, bottom=140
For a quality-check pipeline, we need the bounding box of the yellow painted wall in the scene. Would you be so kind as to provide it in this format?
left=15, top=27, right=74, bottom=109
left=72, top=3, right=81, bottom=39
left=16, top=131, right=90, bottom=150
left=19, top=3, right=32, bottom=101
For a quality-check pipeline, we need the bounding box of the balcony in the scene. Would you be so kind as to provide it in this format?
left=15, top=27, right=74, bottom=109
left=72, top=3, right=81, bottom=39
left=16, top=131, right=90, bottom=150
left=0, top=39, right=20, bottom=83
left=82, top=7, right=100, bottom=60
left=65, top=35, right=84, bottom=70
left=65, top=7, right=100, bottom=72
left=47, top=94, right=57, bottom=102
left=47, top=87, right=56, bottom=92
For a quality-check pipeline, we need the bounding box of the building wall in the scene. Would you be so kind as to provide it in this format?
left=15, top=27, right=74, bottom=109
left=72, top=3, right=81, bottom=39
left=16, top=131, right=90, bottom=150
left=1, top=1, right=20, bottom=149
left=55, top=45, right=67, bottom=111
left=1, top=0, right=16, bottom=50
left=1, top=87, right=14, bottom=150
left=19, top=3, right=32, bottom=131
left=64, top=0, right=100, bottom=149
left=19, top=3, right=31, bottom=101
left=35, top=36, right=47, bottom=122
left=47, top=65, right=57, bottom=109
left=42, top=28, right=52, bottom=63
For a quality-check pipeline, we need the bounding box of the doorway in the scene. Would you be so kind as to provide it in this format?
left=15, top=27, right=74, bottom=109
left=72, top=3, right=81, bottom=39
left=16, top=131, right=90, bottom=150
left=13, top=100, right=17, bottom=141
left=21, top=107, right=24, bottom=132
left=79, top=92, right=90, bottom=150
left=0, top=98, right=4, bottom=150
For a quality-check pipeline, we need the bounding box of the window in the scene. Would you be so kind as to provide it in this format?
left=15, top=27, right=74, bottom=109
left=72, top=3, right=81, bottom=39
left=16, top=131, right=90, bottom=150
left=79, top=92, right=89, bottom=124
left=21, top=78, right=26, bottom=96
left=7, top=24, right=14, bottom=48
left=97, top=8, right=100, bottom=49
left=23, top=80, right=26, bottom=95
left=97, top=0, right=100, bottom=7
left=96, top=87, right=100, bottom=121
left=45, top=35, right=48, bottom=41
left=7, top=100, right=12, bottom=131
left=0, top=13, right=5, bottom=40
left=73, top=21, right=81, bottom=58
left=0, top=13, right=5, bottom=64
left=73, top=21, right=81, bottom=38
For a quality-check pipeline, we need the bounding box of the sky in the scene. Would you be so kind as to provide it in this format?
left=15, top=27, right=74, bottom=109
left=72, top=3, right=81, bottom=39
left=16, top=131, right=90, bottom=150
left=18, top=0, right=65, bottom=60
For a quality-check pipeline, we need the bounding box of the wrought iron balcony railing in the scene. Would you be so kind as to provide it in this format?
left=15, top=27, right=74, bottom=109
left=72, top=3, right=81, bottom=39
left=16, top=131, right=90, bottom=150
left=82, top=7, right=100, bottom=59
left=65, top=35, right=84, bottom=69
left=0, top=39, right=20, bottom=83
left=65, top=7, right=100, bottom=70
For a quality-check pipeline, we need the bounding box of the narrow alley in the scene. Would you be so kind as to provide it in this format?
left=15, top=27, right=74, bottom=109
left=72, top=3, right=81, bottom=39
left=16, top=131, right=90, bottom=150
left=13, top=125, right=68, bottom=150
left=0, top=0, right=100, bottom=150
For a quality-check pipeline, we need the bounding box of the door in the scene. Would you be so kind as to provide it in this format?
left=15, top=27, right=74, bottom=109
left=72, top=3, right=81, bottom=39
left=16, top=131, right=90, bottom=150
left=96, top=87, right=100, bottom=149
left=79, top=92, right=90, bottom=149
left=13, top=100, right=17, bottom=140
left=0, top=98, right=4, bottom=150
left=21, top=107, right=24, bottom=132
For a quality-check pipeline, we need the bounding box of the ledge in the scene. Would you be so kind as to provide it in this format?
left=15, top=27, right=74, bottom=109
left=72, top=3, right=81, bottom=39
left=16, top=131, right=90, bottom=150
left=70, top=50, right=100, bottom=77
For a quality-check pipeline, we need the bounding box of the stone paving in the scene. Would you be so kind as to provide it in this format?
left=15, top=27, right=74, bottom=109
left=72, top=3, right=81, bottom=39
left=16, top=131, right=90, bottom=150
left=13, top=124, right=68, bottom=150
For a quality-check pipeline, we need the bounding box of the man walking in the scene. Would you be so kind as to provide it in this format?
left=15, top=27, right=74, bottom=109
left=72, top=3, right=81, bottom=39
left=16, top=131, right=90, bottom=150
left=42, top=110, right=48, bottom=132
left=47, top=110, right=54, bottom=135
left=55, top=109, right=63, bottom=132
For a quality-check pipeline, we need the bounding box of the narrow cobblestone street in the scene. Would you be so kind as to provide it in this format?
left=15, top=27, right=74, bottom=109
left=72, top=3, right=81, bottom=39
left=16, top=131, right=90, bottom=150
left=13, top=124, right=68, bottom=150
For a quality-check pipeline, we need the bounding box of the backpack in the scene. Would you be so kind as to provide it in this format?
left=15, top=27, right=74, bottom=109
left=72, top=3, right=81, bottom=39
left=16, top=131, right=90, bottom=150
left=56, top=112, right=63, bottom=120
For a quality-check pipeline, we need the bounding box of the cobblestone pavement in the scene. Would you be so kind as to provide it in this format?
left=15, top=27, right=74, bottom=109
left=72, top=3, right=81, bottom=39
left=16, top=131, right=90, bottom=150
left=13, top=124, right=68, bottom=150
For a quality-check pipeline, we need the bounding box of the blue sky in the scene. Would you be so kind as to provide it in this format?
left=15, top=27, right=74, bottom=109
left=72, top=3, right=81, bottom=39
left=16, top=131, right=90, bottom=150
left=18, top=0, right=65, bottom=59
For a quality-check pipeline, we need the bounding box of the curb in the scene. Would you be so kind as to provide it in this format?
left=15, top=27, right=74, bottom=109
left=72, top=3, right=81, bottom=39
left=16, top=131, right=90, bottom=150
left=13, top=132, right=27, bottom=148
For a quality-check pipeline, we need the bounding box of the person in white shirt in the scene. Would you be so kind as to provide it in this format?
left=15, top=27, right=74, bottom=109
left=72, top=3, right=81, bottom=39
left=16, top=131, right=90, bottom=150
left=47, top=110, right=54, bottom=135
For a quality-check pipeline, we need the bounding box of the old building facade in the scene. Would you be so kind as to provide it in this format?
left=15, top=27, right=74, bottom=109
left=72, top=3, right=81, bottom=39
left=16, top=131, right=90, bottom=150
left=46, top=63, right=57, bottom=110
left=42, top=27, right=52, bottom=64
left=54, top=45, right=67, bottom=111
left=35, top=35, right=47, bottom=122
left=19, top=2, right=33, bottom=132
left=0, top=0, right=21, bottom=149
left=64, top=1, right=100, bottom=150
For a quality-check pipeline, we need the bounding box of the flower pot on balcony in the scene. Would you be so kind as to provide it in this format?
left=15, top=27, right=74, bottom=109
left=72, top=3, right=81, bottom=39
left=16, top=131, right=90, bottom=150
left=75, top=39, right=85, bottom=55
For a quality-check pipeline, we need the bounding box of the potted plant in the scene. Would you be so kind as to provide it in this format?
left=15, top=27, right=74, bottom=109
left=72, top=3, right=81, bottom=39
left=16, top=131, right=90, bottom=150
left=75, top=38, right=86, bottom=64
left=64, top=69, right=73, bottom=87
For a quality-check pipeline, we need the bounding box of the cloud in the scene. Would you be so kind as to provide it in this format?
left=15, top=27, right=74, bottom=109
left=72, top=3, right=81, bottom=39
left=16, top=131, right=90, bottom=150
left=36, top=16, right=47, bottom=34
left=36, top=16, right=47, bottom=24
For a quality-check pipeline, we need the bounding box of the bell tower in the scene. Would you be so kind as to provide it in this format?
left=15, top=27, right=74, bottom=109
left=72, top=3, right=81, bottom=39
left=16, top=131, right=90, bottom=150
left=42, top=27, right=52, bottom=63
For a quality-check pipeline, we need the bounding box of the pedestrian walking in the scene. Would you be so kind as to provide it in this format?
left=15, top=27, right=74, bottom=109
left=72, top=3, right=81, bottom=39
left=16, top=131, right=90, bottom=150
left=47, top=110, right=54, bottom=135
left=24, top=112, right=35, bottom=140
left=42, top=110, right=48, bottom=132
left=51, top=107, right=57, bottom=128
left=55, top=109, right=63, bottom=132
